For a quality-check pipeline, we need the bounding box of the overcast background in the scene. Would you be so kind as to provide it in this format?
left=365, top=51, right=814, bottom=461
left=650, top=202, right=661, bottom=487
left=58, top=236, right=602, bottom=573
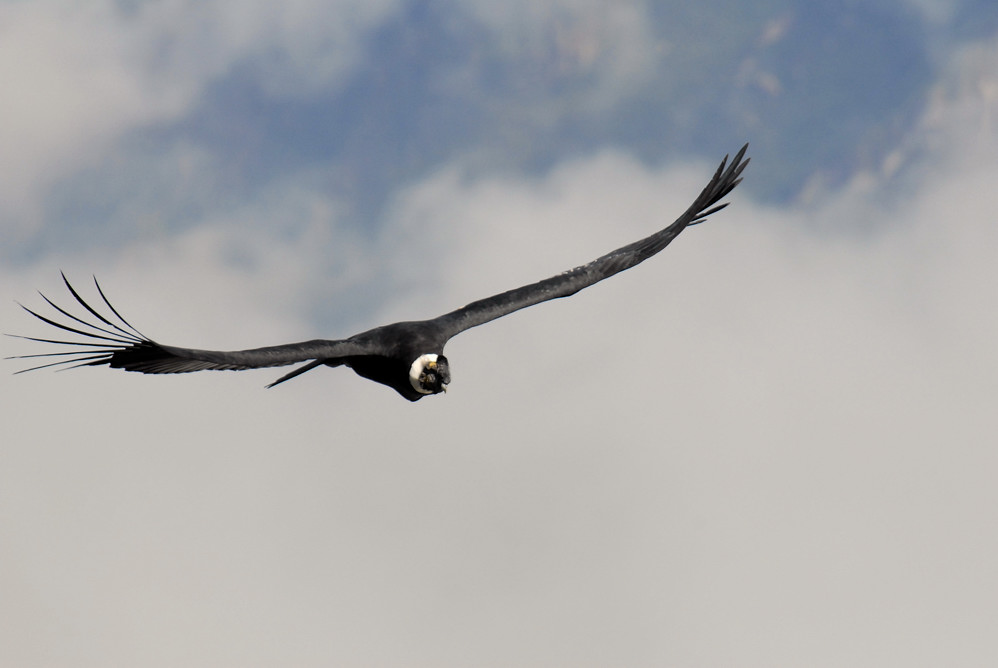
left=2, top=1, right=997, bottom=666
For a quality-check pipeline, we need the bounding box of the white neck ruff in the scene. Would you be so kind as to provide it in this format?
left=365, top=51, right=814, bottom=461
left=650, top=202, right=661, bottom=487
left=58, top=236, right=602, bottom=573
left=408, top=354, right=439, bottom=394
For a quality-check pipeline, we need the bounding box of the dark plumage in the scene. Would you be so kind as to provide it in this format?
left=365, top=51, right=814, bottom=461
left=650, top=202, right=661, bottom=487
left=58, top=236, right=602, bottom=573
left=8, top=145, right=749, bottom=401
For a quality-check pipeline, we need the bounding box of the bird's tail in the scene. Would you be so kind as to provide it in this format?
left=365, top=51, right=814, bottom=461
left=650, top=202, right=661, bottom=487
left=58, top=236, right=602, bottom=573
left=266, top=360, right=325, bottom=388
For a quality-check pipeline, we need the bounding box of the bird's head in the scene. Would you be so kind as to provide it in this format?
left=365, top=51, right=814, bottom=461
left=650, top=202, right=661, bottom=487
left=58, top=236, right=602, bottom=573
left=408, top=353, right=450, bottom=396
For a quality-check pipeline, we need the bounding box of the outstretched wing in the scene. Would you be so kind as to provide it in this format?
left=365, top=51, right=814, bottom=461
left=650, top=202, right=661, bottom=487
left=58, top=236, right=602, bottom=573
left=428, top=144, right=749, bottom=340
left=7, top=274, right=370, bottom=387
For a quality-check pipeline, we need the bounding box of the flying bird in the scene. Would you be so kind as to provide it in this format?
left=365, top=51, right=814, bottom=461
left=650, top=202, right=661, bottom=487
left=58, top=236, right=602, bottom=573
left=10, top=145, right=748, bottom=401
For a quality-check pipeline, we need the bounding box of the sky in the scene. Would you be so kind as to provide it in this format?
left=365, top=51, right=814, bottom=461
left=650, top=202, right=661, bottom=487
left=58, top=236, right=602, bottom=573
left=2, top=1, right=997, bottom=666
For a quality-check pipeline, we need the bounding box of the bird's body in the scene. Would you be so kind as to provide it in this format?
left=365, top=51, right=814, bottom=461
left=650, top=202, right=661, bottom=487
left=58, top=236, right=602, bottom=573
left=9, top=145, right=749, bottom=400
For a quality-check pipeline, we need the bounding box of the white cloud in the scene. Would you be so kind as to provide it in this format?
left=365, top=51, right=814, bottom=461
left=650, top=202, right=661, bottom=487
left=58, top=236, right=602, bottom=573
left=0, top=3, right=174, bottom=219
left=2, top=24, right=998, bottom=668
left=0, top=0, right=402, bottom=230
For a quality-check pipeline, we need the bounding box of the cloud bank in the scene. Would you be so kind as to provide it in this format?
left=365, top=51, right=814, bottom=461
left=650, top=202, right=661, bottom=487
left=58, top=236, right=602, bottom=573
left=2, top=5, right=997, bottom=667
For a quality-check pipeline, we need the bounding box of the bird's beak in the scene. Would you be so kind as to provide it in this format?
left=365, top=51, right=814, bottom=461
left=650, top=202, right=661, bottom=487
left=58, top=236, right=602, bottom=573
left=441, top=385, right=448, bottom=393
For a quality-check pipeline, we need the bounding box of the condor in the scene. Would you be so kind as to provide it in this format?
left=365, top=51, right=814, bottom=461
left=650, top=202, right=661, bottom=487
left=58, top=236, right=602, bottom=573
left=11, top=145, right=748, bottom=401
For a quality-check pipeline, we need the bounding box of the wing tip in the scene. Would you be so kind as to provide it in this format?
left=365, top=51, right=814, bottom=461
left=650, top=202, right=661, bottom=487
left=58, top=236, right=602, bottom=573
left=9, top=275, right=155, bottom=376
left=690, top=142, right=751, bottom=222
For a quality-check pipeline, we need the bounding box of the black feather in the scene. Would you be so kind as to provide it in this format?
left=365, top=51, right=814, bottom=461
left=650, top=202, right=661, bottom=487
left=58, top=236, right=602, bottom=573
left=8, top=145, right=749, bottom=400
